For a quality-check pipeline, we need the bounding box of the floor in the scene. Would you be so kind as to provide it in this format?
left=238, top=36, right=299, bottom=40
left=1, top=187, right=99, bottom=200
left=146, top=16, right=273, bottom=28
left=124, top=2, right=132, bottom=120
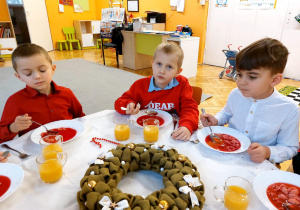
left=1, top=48, right=300, bottom=171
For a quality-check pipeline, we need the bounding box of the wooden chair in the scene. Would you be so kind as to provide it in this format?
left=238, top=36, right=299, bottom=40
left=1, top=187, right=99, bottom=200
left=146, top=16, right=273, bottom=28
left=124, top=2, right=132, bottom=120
left=0, top=44, right=13, bottom=62
left=191, top=86, right=202, bottom=105
left=62, top=27, right=81, bottom=50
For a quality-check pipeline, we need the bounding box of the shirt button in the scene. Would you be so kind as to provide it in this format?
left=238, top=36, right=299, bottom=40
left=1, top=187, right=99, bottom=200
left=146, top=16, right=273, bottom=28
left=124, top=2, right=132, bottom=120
left=250, top=111, right=253, bottom=114
left=245, top=131, right=248, bottom=133
left=254, top=100, right=257, bottom=103
left=51, top=110, right=53, bottom=112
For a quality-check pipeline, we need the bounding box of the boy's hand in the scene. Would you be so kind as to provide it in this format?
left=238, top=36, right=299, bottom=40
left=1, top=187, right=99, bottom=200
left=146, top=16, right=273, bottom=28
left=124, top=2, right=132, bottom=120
left=126, top=103, right=140, bottom=115
left=200, top=113, right=218, bottom=127
left=172, top=126, right=191, bottom=141
left=0, top=151, right=11, bottom=163
left=9, top=114, right=32, bottom=133
left=247, top=143, right=271, bottom=163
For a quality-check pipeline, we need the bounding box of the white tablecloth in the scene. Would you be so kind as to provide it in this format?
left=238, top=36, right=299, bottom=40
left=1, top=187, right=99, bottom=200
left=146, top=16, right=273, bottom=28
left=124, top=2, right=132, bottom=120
left=0, top=110, right=277, bottom=210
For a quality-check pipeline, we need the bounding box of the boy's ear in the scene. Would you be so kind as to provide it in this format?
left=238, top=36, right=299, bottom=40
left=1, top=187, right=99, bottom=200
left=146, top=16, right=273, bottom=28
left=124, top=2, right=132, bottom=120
left=176, top=68, right=183, bottom=76
left=14, top=72, right=22, bottom=81
left=52, top=64, right=56, bottom=75
left=271, top=73, right=283, bottom=87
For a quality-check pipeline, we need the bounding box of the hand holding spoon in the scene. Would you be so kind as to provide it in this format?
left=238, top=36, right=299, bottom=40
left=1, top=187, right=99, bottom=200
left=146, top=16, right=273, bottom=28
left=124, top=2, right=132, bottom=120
left=201, top=108, right=223, bottom=145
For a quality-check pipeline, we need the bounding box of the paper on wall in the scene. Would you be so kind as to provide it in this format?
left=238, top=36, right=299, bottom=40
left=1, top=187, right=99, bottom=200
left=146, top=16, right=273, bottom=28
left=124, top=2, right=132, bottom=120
left=238, top=0, right=277, bottom=10
left=177, top=0, right=185, bottom=12
left=170, top=0, right=178, bottom=6
left=74, top=4, right=83, bottom=13
left=59, top=4, right=64, bottom=12
left=102, top=8, right=125, bottom=21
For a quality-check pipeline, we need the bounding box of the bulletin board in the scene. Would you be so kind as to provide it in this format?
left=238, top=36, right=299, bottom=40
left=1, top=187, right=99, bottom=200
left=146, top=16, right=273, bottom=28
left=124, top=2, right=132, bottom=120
left=73, top=0, right=89, bottom=11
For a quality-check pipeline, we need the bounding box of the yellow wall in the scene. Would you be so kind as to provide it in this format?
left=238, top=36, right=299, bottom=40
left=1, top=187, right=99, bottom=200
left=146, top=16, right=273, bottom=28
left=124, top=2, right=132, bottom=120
left=96, top=0, right=209, bottom=63
left=1, top=0, right=208, bottom=63
left=0, top=0, right=11, bottom=21
left=45, top=0, right=97, bottom=48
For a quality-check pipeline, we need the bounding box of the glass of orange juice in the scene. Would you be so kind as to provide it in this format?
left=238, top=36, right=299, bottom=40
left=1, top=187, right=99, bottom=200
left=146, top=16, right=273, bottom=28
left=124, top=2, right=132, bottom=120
left=213, top=176, right=252, bottom=210
left=36, top=151, right=67, bottom=183
left=114, top=117, right=130, bottom=141
left=40, top=135, right=63, bottom=159
left=143, top=118, right=159, bottom=143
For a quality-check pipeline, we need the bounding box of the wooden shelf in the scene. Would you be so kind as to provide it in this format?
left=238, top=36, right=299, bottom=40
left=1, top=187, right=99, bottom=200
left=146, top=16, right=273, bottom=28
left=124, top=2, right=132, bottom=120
left=0, top=21, right=15, bottom=39
left=0, top=21, right=17, bottom=56
left=74, top=20, right=101, bottom=48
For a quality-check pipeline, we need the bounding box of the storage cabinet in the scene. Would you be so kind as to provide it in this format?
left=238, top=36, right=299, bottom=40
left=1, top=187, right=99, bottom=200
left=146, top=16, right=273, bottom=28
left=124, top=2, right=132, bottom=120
left=74, top=20, right=101, bottom=48
left=0, top=21, right=17, bottom=56
left=92, top=21, right=101, bottom=34
left=166, top=37, right=200, bottom=78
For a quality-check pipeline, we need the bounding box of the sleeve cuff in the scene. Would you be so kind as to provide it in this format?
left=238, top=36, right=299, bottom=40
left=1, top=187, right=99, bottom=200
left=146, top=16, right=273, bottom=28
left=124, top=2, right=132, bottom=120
left=268, top=146, right=298, bottom=164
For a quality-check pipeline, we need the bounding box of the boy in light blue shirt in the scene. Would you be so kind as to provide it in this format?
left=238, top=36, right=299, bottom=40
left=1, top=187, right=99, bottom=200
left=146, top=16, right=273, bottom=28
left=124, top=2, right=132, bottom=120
left=201, top=38, right=299, bottom=163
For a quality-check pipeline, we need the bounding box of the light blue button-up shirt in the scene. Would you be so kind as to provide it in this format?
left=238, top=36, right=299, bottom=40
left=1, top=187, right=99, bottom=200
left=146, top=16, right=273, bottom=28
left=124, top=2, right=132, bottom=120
left=215, top=87, right=299, bottom=163
left=148, top=76, right=179, bottom=92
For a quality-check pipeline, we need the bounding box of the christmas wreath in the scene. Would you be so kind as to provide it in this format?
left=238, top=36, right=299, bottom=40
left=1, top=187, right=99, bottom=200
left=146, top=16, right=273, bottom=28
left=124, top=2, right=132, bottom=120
left=77, top=143, right=205, bottom=210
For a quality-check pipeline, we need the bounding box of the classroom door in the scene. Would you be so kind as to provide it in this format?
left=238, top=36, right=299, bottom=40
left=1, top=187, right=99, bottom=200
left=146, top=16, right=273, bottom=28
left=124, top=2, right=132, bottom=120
left=280, top=0, right=300, bottom=79
left=204, top=0, right=290, bottom=67
left=23, top=0, right=53, bottom=51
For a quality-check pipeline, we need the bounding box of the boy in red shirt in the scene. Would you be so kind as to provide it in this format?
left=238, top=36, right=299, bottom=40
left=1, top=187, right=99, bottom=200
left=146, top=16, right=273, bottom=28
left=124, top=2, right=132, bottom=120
left=115, top=43, right=199, bottom=141
left=0, top=43, right=85, bottom=143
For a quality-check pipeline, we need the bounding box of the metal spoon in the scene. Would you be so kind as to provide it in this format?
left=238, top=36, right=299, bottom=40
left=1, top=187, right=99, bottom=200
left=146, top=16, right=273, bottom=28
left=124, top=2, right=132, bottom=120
left=282, top=202, right=295, bottom=210
left=144, top=110, right=158, bottom=116
left=2, top=151, right=9, bottom=158
left=1, top=144, right=30, bottom=159
left=201, top=108, right=222, bottom=144
left=31, top=120, right=58, bottom=134
left=190, top=139, right=200, bottom=144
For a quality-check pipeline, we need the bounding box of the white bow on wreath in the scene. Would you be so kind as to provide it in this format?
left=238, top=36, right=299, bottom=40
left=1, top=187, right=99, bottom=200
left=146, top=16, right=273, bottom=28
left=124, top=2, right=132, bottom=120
left=179, top=174, right=202, bottom=207
left=151, top=144, right=173, bottom=151
left=99, top=196, right=129, bottom=210
left=95, top=151, right=114, bottom=164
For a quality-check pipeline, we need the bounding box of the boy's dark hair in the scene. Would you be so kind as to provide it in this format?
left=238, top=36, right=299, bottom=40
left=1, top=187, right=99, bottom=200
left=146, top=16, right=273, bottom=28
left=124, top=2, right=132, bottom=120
left=12, top=43, right=52, bottom=71
left=153, top=42, right=184, bottom=69
left=236, top=38, right=289, bottom=75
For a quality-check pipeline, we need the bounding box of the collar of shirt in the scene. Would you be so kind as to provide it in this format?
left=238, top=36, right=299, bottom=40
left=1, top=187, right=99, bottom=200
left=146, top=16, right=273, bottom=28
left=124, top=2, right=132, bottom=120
left=148, top=76, right=179, bottom=92
left=25, top=81, right=62, bottom=97
left=244, top=87, right=278, bottom=103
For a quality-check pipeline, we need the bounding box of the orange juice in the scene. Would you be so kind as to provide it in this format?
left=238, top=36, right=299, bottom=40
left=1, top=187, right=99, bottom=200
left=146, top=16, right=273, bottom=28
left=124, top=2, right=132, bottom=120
left=224, top=185, right=249, bottom=210
left=42, top=144, right=63, bottom=153
left=38, top=159, right=63, bottom=183
left=114, top=124, right=130, bottom=141
left=144, top=125, right=159, bottom=142
left=42, top=144, right=63, bottom=160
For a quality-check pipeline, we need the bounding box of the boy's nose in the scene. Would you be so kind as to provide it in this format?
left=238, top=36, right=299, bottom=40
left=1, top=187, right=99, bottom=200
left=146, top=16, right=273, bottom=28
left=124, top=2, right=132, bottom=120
left=34, top=72, right=42, bottom=79
left=239, top=77, right=247, bottom=85
left=160, top=68, right=166, bottom=74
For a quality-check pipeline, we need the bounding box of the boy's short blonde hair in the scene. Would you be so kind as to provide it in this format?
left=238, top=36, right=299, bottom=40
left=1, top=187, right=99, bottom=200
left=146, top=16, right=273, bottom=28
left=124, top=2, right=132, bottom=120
left=12, top=43, right=52, bottom=71
left=236, top=38, right=289, bottom=75
left=153, top=42, right=184, bottom=69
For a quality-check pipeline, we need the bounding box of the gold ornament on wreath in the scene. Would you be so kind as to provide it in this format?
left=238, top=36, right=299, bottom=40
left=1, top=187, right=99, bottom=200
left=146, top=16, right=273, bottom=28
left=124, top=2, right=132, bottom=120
left=77, top=143, right=205, bottom=209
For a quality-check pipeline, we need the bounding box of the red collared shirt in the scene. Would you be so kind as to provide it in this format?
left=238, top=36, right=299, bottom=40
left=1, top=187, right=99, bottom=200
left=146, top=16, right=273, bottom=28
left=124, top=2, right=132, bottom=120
left=0, top=81, right=85, bottom=143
